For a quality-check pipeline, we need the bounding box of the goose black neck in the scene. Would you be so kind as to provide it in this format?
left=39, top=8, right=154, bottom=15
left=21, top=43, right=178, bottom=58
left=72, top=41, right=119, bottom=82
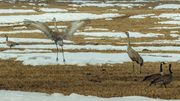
left=169, top=64, right=173, bottom=74
left=160, top=63, right=163, bottom=72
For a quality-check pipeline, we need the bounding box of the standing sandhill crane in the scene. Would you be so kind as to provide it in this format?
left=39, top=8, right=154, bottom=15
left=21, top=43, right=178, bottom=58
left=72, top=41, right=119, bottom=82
left=143, top=62, right=165, bottom=82
left=23, top=18, right=86, bottom=62
left=125, top=32, right=144, bottom=73
left=150, top=64, right=173, bottom=88
left=5, top=35, right=19, bottom=48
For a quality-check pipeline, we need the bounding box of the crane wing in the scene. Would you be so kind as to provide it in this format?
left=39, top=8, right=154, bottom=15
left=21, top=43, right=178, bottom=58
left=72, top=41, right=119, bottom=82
left=127, top=47, right=143, bottom=66
left=23, top=19, right=53, bottom=39
left=66, top=20, right=85, bottom=38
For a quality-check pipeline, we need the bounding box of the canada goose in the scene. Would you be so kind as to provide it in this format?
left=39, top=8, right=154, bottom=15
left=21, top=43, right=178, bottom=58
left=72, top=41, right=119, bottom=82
left=150, top=64, right=173, bottom=88
left=143, top=62, right=165, bottom=82
left=5, top=35, right=19, bottom=48
left=125, top=32, right=143, bottom=73
left=24, top=18, right=87, bottom=62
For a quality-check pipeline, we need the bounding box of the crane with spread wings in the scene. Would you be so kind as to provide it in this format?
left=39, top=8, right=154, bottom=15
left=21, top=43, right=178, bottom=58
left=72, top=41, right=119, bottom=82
left=24, top=18, right=86, bottom=62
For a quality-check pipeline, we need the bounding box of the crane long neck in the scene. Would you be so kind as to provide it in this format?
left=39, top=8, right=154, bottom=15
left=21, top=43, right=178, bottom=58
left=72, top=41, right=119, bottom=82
left=6, top=36, right=8, bottom=42
left=54, top=19, right=58, bottom=31
left=127, top=34, right=130, bottom=47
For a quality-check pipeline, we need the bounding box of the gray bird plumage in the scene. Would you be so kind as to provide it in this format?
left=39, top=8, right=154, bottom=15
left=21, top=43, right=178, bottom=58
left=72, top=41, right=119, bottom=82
left=23, top=18, right=86, bottom=62
left=143, top=62, right=165, bottom=82
left=150, top=64, right=173, bottom=88
left=125, top=32, right=144, bottom=73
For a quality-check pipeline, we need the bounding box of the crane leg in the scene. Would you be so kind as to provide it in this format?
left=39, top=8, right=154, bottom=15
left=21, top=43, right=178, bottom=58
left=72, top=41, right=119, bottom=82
left=163, top=83, right=166, bottom=88
left=61, top=45, right=66, bottom=63
left=56, top=44, right=59, bottom=62
left=140, top=65, right=141, bottom=74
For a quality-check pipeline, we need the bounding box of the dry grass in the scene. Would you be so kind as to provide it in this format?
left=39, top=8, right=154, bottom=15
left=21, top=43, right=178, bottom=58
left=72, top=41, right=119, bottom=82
left=0, top=60, right=179, bottom=99
left=0, top=1, right=180, bottom=99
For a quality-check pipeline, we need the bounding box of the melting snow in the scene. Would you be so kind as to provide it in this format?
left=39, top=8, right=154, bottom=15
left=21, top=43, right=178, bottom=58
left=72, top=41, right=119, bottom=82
left=154, top=4, right=180, bottom=10
left=170, top=31, right=179, bottom=33
left=1, top=44, right=180, bottom=51
left=12, top=26, right=66, bottom=30
left=0, top=30, right=163, bottom=38
left=0, top=13, right=123, bottom=23
left=0, top=52, right=179, bottom=66
left=170, top=34, right=180, bottom=38
left=155, top=13, right=180, bottom=21
left=153, top=13, right=180, bottom=25
left=28, top=3, right=48, bottom=7
left=158, top=21, right=180, bottom=25
left=39, top=8, right=68, bottom=13
left=75, top=31, right=164, bottom=38
left=0, top=30, right=42, bottom=34
left=129, top=14, right=155, bottom=19
left=150, top=26, right=180, bottom=29
left=84, top=26, right=109, bottom=31
left=0, top=9, right=36, bottom=14
left=3, top=49, right=51, bottom=53
left=0, top=90, right=177, bottom=101
left=84, top=37, right=103, bottom=40
left=70, top=3, right=144, bottom=8
left=0, top=37, right=73, bottom=44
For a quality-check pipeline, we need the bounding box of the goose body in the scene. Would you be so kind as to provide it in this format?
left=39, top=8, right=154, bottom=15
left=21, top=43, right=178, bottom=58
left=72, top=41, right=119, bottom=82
left=150, top=64, right=173, bottom=88
left=143, top=62, right=165, bottom=82
left=5, top=35, right=19, bottom=48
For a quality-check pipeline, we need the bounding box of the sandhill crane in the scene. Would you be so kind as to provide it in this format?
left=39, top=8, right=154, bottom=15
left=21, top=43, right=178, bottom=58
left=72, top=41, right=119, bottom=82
left=143, top=62, right=165, bottom=82
left=24, top=18, right=86, bottom=62
left=5, top=35, right=19, bottom=48
left=150, top=64, right=173, bottom=88
left=125, top=32, right=144, bottom=73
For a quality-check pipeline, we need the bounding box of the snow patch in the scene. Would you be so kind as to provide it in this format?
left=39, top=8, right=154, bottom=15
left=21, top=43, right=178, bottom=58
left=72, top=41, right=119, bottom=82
left=129, top=14, right=155, bottom=19
left=39, top=8, right=68, bottom=13
left=170, top=34, right=180, bottom=38
left=154, top=4, right=180, bottom=10
left=1, top=44, right=180, bottom=51
left=0, top=37, right=73, bottom=44
left=150, top=26, right=180, bottom=29
left=0, top=52, right=179, bottom=66
left=0, top=30, right=42, bottom=34
left=0, top=90, right=177, bottom=101
left=0, top=9, right=36, bottom=14
left=155, top=13, right=180, bottom=21
left=0, top=13, right=123, bottom=23
left=3, top=49, right=51, bottom=53
left=75, top=32, right=164, bottom=38
left=70, top=3, right=144, bottom=8
left=158, top=21, right=180, bottom=25
left=84, top=26, right=109, bottom=31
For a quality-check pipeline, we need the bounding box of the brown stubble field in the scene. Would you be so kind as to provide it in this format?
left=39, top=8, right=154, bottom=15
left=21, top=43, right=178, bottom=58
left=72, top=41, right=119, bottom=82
left=0, top=60, right=180, bottom=99
left=0, top=1, right=179, bottom=100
